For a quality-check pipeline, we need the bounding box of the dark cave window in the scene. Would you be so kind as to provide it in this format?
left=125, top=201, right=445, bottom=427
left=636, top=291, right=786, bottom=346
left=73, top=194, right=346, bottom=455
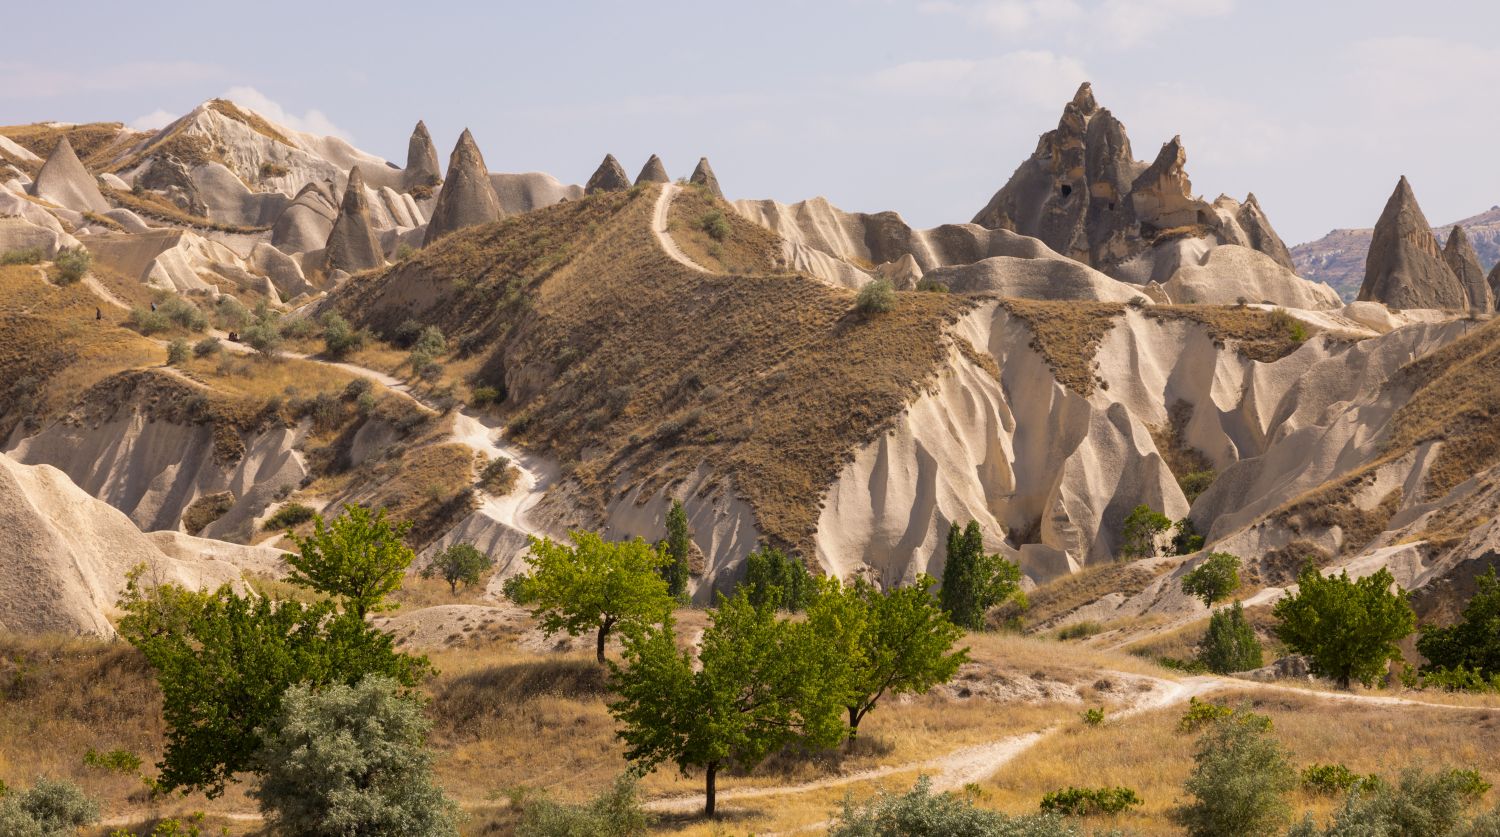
left=1060, top=184, right=1073, bottom=198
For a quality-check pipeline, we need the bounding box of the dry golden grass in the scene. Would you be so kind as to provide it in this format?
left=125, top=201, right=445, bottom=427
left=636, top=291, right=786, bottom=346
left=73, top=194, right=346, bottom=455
left=666, top=184, right=783, bottom=274
left=206, top=99, right=292, bottom=145
left=101, top=186, right=268, bottom=234
left=995, top=299, right=1123, bottom=395
left=1147, top=399, right=1216, bottom=497
left=335, top=186, right=971, bottom=555
left=1145, top=304, right=1311, bottom=362
left=994, top=562, right=1158, bottom=632
left=1387, top=317, right=1500, bottom=498
left=0, top=121, right=143, bottom=169
left=981, top=687, right=1500, bottom=834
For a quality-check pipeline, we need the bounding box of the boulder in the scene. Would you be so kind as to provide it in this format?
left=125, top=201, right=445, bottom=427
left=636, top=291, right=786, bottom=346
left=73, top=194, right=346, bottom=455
left=584, top=154, right=631, bottom=194
left=323, top=166, right=386, bottom=274
left=1357, top=177, right=1467, bottom=310
left=1442, top=224, right=1492, bottom=313
left=29, top=137, right=110, bottom=214
left=634, top=154, right=670, bottom=185
left=423, top=129, right=502, bottom=246
left=689, top=157, right=723, bottom=199
left=402, top=120, right=442, bottom=194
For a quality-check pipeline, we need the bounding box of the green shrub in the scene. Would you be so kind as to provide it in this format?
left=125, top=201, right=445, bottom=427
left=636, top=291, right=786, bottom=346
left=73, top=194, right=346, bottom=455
left=1171, top=516, right=1207, bottom=555
left=855, top=279, right=896, bottom=316
left=1181, top=552, right=1241, bottom=608
left=393, top=318, right=424, bottom=347
left=0, top=246, right=44, bottom=265
left=250, top=676, right=459, bottom=836
left=214, top=296, right=251, bottom=330
left=1177, top=697, right=1237, bottom=734
left=128, top=306, right=171, bottom=335
left=421, top=543, right=494, bottom=595
left=515, top=771, right=648, bottom=837
left=243, top=320, right=282, bottom=357
left=740, top=545, right=811, bottom=612
left=1055, top=621, right=1102, bottom=641
left=829, top=776, right=1079, bottom=837
left=1418, top=567, right=1500, bottom=684
left=1080, top=707, right=1106, bottom=727
left=916, top=278, right=950, bottom=292
left=264, top=502, right=316, bottom=531
left=155, top=297, right=207, bottom=331
left=321, top=312, right=364, bottom=359
left=1301, top=763, right=1381, bottom=796
left=1039, top=785, right=1142, bottom=816
left=699, top=210, right=730, bottom=241
left=1172, top=711, right=1293, bottom=837
left=278, top=315, right=317, bottom=340
left=83, top=747, right=143, bottom=775
left=1419, top=666, right=1500, bottom=693
left=414, top=325, right=446, bottom=357
left=192, top=336, right=221, bottom=358
left=1179, top=470, right=1217, bottom=503
left=0, top=777, right=100, bottom=834
left=54, top=246, right=92, bottom=283
left=1198, top=600, right=1263, bottom=674
left=470, top=385, right=502, bottom=406
left=1121, top=504, right=1171, bottom=559
left=342, top=377, right=372, bottom=401
left=1270, top=308, right=1309, bottom=343
left=1288, top=768, right=1493, bottom=836
left=181, top=492, right=235, bottom=536
left=166, top=337, right=189, bottom=366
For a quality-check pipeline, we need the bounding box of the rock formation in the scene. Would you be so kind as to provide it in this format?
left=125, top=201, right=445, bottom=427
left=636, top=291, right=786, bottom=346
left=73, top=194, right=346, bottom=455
left=29, top=137, right=110, bottom=214
left=1442, top=225, right=1492, bottom=312
left=690, top=157, right=723, bottom=199
left=970, top=82, right=1290, bottom=279
left=1357, top=177, right=1467, bottom=310
left=402, top=120, right=442, bottom=194
left=635, top=154, right=670, bottom=185
left=271, top=181, right=339, bottom=253
left=423, top=129, right=502, bottom=246
left=584, top=154, right=631, bottom=194
left=324, top=166, right=386, bottom=274
left=1490, top=261, right=1500, bottom=311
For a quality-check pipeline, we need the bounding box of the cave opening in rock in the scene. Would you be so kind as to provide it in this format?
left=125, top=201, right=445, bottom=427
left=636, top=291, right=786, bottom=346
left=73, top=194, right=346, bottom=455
left=1060, top=184, right=1073, bottom=198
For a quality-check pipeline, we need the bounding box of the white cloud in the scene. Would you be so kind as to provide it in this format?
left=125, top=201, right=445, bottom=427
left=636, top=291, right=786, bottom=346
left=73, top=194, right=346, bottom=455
left=918, top=0, right=1231, bottom=47
left=221, top=85, right=350, bottom=140
left=128, top=109, right=177, bottom=132
left=872, top=51, right=1089, bottom=108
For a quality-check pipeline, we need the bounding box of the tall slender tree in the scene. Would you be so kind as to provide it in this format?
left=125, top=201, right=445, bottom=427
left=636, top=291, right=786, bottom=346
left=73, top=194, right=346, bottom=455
left=662, top=500, right=691, bottom=599
left=940, top=521, right=1023, bottom=630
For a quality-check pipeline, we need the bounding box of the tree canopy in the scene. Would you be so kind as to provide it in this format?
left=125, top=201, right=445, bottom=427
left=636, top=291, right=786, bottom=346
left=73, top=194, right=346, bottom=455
left=1273, top=566, right=1415, bottom=689
left=505, top=531, right=674, bottom=663
left=1417, top=566, right=1500, bottom=678
left=939, top=521, right=1024, bottom=630
left=661, top=500, right=691, bottom=599
left=741, top=545, right=813, bottom=612
left=1182, top=552, right=1242, bottom=608
left=1121, top=504, right=1172, bottom=560
left=421, top=542, right=494, bottom=595
left=285, top=504, right=415, bottom=618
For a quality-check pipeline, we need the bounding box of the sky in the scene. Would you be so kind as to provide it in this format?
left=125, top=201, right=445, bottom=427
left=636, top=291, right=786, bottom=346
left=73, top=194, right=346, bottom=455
left=3, top=0, right=1498, bottom=244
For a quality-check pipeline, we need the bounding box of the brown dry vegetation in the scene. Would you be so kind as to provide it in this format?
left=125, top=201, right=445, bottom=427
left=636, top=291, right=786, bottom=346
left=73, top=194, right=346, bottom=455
left=336, top=185, right=970, bottom=555
left=666, top=183, right=784, bottom=274
left=101, top=186, right=268, bottom=234
left=1145, top=304, right=1312, bottom=362
left=1148, top=400, right=1217, bottom=501
left=1386, top=317, right=1500, bottom=498
left=0, top=121, right=144, bottom=169
left=206, top=99, right=292, bottom=146
left=994, top=562, right=1158, bottom=632
left=995, top=299, right=1123, bottom=395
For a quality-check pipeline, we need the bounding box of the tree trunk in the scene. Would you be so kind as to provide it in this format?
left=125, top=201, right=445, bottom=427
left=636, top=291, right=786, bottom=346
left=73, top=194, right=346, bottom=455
left=846, top=706, right=862, bottom=749
left=704, top=761, right=718, bottom=818
left=1338, top=672, right=1352, bottom=691
left=596, top=621, right=609, bottom=664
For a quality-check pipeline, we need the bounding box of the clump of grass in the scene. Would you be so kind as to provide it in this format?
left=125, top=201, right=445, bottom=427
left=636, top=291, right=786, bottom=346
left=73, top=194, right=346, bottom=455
left=1055, top=621, right=1103, bottom=641
left=0, top=247, right=44, bottom=265
left=997, top=299, right=1124, bottom=395
left=699, top=210, right=730, bottom=241
left=263, top=502, right=316, bottom=532
left=479, top=456, right=519, bottom=495
left=855, top=279, right=896, bottom=316
left=54, top=247, right=92, bottom=284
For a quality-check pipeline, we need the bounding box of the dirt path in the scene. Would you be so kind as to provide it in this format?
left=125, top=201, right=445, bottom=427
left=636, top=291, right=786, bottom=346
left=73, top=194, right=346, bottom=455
left=652, top=183, right=710, bottom=273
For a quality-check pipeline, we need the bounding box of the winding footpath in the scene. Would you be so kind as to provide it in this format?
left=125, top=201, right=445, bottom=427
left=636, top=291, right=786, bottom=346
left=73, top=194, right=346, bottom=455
left=652, top=183, right=711, bottom=273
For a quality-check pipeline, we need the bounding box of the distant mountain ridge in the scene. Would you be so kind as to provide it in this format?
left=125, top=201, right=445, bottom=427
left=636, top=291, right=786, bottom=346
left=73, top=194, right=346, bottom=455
left=1292, top=205, right=1500, bottom=301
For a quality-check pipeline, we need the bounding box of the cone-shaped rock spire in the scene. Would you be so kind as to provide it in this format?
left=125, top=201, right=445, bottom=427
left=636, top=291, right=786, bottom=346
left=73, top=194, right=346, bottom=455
left=402, top=120, right=442, bottom=194
left=324, top=167, right=386, bottom=273
left=1357, top=177, right=1467, bottom=309
left=1489, top=261, right=1500, bottom=312
left=1236, top=193, right=1295, bottom=270
left=689, top=157, right=722, bottom=199
left=30, top=137, right=109, bottom=214
left=1442, top=225, right=1492, bottom=312
left=422, top=129, right=502, bottom=246
left=634, top=154, right=670, bottom=185
left=585, top=154, right=631, bottom=194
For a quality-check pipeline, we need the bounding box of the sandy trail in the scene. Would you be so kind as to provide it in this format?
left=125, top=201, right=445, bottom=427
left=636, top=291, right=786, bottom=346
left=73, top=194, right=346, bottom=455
left=450, top=411, right=558, bottom=539
left=652, top=183, right=710, bottom=273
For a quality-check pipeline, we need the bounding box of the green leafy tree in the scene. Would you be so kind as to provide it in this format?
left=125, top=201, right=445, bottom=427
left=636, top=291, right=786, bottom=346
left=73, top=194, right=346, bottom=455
left=242, top=319, right=282, bottom=358
left=608, top=592, right=846, bottom=817
left=285, top=504, right=415, bottom=619
left=321, top=312, right=364, bottom=359
left=0, top=777, right=99, bottom=834
left=1121, top=504, right=1172, bottom=559
left=661, top=500, right=691, bottom=599
left=806, top=576, right=967, bottom=742
left=1273, top=566, right=1416, bottom=689
left=1181, top=552, right=1242, bottom=608
left=1172, top=711, right=1295, bottom=837
left=855, top=278, right=896, bottom=315
left=940, top=521, right=1024, bottom=630
left=506, top=531, right=674, bottom=663
left=1418, top=566, right=1500, bottom=679
left=1171, top=517, right=1207, bottom=555
left=1198, top=600, right=1264, bottom=674
left=117, top=568, right=427, bottom=796
left=250, top=675, right=460, bottom=836
left=741, top=545, right=812, bottom=612
left=420, top=543, right=494, bottom=595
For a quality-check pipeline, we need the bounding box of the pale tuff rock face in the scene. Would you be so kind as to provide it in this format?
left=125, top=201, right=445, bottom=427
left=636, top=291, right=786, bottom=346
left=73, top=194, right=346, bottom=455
left=30, top=136, right=110, bottom=214
left=1489, top=261, right=1500, bottom=310
left=584, top=154, right=632, bottom=194
left=423, top=128, right=502, bottom=246
left=324, top=166, right=386, bottom=274
left=272, top=181, right=339, bottom=253
left=1357, top=176, right=1468, bottom=310
left=634, top=154, right=670, bottom=185
left=970, top=82, right=1291, bottom=278
left=1442, top=224, right=1492, bottom=312
left=402, top=120, right=443, bottom=193
left=690, top=157, right=723, bottom=199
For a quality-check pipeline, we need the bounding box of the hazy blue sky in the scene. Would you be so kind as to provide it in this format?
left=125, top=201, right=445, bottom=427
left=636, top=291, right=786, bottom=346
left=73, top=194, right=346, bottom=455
left=4, top=0, right=1497, bottom=243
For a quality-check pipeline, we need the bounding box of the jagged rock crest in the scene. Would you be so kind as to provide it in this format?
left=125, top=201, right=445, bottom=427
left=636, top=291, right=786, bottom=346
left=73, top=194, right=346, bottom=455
left=1357, top=177, right=1467, bottom=309
left=1235, top=194, right=1295, bottom=270
left=324, top=167, right=386, bottom=274
left=402, top=120, right=442, bottom=194
left=690, top=157, right=723, bottom=199
left=585, top=154, right=631, bottom=194
left=423, top=129, right=502, bottom=246
left=635, top=154, right=670, bottom=185
left=30, top=137, right=110, bottom=214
